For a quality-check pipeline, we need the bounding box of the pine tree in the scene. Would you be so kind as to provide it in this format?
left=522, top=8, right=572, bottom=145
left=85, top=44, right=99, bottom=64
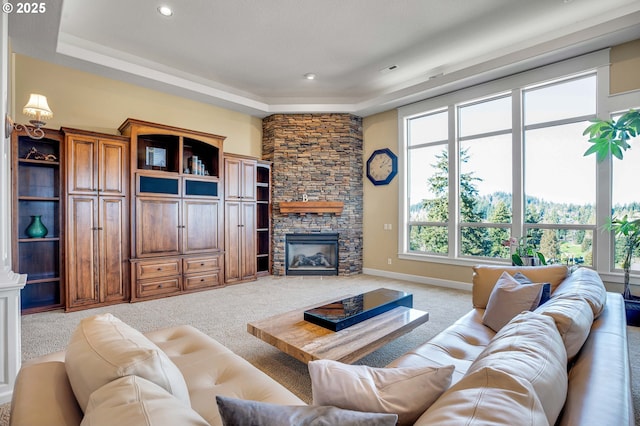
left=540, top=229, right=561, bottom=262
left=488, top=200, right=512, bottom=257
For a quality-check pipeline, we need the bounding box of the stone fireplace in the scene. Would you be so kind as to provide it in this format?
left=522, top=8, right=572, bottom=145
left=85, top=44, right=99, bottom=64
left=262, top=114, right=363, bottom=276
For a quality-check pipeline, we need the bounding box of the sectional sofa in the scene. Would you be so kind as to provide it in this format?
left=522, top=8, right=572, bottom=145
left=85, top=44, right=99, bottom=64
left=9, top=265, right=633, bottom=425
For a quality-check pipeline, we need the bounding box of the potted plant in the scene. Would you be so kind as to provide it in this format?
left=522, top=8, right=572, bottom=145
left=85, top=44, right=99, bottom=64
left=583, top=109, right=640, bottom=324
left=503, top=236, right=547, bottom=266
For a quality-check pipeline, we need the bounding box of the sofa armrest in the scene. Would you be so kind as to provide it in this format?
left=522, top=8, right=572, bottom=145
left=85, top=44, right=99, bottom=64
left=556, top=292, right=633, bottom=426
left=10, top=361, right=82, bottom=426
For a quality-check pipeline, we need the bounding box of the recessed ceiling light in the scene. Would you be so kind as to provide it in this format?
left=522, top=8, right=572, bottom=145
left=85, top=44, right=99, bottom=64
left=304, top=73, right=317, bottom=80
left=158, top=6, right=173, bottom=16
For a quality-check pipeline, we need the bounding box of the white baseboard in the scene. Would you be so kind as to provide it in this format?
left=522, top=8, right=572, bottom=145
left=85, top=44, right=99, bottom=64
left=362, top=268, right=472, bottom=292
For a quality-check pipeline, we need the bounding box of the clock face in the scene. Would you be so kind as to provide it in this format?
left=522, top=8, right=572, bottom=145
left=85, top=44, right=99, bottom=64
left=366, top=148, right=397, bottom=185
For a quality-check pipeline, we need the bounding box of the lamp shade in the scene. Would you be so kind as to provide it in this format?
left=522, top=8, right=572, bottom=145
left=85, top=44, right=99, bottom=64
left=22, top=94, right=53, bottom=121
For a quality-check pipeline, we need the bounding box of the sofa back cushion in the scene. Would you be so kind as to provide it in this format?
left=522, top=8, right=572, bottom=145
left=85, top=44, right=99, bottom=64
left=551, top=267, right=606, bottom=318
left=469, top=311, right=567, bottom=425
left=472, top=264, right=568, bottom=309
left=81, top=375, right=207, bottom=426
left=65, top=313, right=190, bottom=411
left=414, top=366, right=548, bottom=426
left=535, top=293, right=594, bottom=361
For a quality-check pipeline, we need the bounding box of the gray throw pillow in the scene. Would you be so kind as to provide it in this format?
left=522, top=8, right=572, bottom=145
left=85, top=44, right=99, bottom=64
left=216, top=396, right=398, bottom=426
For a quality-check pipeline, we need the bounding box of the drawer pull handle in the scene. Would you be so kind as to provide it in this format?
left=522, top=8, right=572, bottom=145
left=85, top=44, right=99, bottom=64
left=157, top=267, right=162, bottom=271
left=200, top=278, right=205, bottom=282
left=200, top=263, right=205, bottom=266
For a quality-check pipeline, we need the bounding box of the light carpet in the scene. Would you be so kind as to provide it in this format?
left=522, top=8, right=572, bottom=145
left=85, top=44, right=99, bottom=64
left=1, top=274, right=638, bottom=424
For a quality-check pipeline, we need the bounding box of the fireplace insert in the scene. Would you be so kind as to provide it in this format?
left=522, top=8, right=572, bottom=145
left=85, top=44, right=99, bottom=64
left=285, top=233, right=338, bottom=276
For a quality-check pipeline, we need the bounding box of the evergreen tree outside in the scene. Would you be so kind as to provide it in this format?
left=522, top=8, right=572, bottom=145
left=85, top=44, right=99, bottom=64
left=487, top=200, right=512, bottom=258
left=540, top=229, right=561, bottom=262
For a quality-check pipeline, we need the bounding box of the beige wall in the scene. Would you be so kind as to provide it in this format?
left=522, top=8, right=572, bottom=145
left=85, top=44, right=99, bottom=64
left=610, top=39, right=640, bottom=94
left=12, top=55, right=262, bottom=156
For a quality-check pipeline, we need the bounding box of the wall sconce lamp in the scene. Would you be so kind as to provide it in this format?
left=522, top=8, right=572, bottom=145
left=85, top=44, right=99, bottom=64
left=5, top=94, right=54, bottom=140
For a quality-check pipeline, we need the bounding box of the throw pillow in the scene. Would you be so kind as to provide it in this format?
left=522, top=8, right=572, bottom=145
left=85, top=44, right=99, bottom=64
left=215, top=396, right=398, bottom=426
left=81, top=376, right=208, bottom=426
left=308, top=359, right=454, bottom=426
left=482, top=272, right=543, bottom=332
left=472, top=264, right=568, bottom=308
left=513, top=272, right=551, bottom=306
left=65, top=313, right=190, bottom=412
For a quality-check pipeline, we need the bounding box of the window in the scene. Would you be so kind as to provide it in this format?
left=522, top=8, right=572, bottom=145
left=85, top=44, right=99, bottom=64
left=407, top=110, right=449, bottom=255
left=522, top=75, right=597, bottom=266
left=458, top=95, right=512, bottom=259
left=399, top=53, right=636, bottom=279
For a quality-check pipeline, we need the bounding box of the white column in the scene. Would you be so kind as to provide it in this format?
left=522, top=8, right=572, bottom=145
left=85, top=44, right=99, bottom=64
left=0, top=12, right=27, bottom=404
left=0, top=271, right=26, bottom=404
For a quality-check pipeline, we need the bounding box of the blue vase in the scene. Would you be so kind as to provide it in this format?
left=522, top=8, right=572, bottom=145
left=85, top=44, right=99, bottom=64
left=26, top=215, right=48, bottom=238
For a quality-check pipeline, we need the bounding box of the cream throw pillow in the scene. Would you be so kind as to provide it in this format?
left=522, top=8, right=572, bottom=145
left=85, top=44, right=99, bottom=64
left=309, top=359, right=454, bottom=426
left=65, top=313, right=190, bottom=411
left=81, top=376, right=207, bottom=426
left=482, top=272, right=543, bottom=332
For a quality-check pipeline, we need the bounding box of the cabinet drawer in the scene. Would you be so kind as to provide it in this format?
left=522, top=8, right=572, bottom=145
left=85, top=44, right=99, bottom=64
left=184, top=273, right=221, bottom=291
left=136, top=259, right=181, bottom=280
left=137, top=277, right=181, bottom=298
left=183, top=256, right=220, bottom=274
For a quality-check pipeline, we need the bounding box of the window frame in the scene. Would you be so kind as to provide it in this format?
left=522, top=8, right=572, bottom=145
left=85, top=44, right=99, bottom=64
left=397, top=50, right=638, bottom=283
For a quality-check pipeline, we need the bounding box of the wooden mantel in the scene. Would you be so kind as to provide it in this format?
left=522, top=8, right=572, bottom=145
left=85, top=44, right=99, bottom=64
left=279, top=201, right=344, bottom=215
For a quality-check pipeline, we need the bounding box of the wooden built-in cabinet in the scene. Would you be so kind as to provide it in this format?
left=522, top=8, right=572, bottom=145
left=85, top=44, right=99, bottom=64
left=119, top=119, right=225, bottom=301
left=62, top=128, right=129, bottom=311
left=224, top=155, right=257, bottom=284
left=11, top=129, right=64, bottom=313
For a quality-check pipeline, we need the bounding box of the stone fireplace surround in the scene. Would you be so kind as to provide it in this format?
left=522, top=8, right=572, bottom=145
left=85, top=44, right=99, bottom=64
left=262, top=114, right=363, bottom=276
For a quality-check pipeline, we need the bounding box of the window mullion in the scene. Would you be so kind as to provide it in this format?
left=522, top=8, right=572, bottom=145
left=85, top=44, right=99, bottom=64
left=512, top=89, right=523, bottom=240
left=448, top=105, right=458, bottom=259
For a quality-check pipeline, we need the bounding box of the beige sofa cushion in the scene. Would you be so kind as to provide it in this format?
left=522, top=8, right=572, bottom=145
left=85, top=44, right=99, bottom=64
left=535, top=293, right=594, bottom=360
left=482, top=272, right=543, bottom=332
left=414, top=366, right=548, bottom=426
left=81, top=375, right=207, bottom=426
left=309, top=359, right=454, bottom=426
left=552, top=267, right=606, bottom=318
left=472, top=264, right=568, bottom=308
left=65, top=313, right=190, bottom=411
left=469, top=311, right=567, bottom=425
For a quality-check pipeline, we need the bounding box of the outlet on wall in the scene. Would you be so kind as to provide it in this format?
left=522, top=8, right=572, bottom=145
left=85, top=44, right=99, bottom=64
left=387, top=258, right=392, bottom=265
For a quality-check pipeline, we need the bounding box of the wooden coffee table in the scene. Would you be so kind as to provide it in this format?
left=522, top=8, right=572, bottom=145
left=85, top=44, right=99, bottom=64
left=247, top=296, right=429, bottom=364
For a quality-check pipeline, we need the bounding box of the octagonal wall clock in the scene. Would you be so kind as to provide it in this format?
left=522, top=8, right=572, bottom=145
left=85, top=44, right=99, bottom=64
left=366, top=148, right=398, bottom=185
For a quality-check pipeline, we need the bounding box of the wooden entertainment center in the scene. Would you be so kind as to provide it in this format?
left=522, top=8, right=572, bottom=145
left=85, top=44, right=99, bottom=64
left=11, top=118, right=271, bottom=313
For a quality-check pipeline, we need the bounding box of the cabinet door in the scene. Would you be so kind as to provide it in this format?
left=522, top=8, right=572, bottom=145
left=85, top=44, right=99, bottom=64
left=99, top=197, right=128, bottom=302
left=240, top=160, right=257, bottom=201
left=224, top=201, right=242, bottom=282
left=183, top=200, right=220, bottom=253
left=67, top=196, right=99, bottom=307
left=67, top=136, right=97, bottom=194
left=224, top=157, right=242, bottom=200
left=225, top=158, right=256, bottom=201
left=136, top=197, right=181, bottom=257
left=240, top=202, right=257, bottom=280
left=99, top=139, right=128, bottom=197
